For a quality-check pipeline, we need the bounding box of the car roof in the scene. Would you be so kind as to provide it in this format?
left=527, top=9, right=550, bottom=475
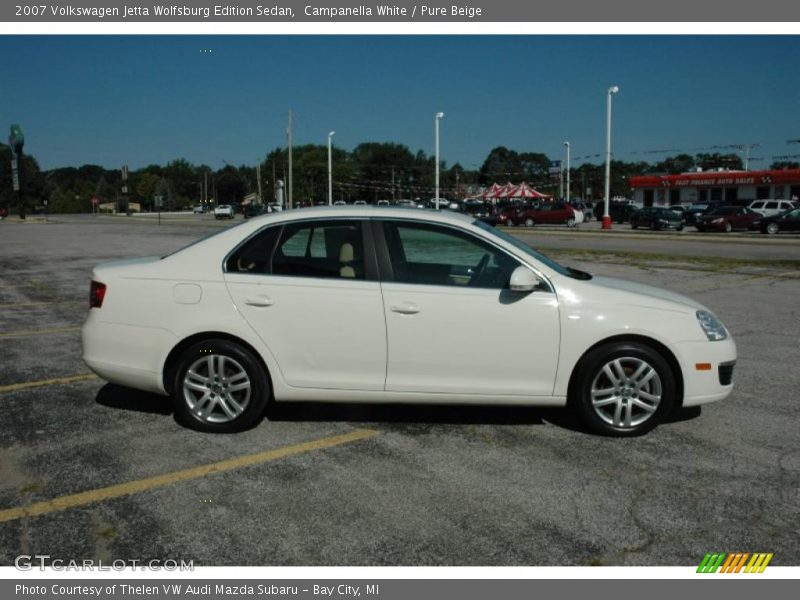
left=246, top=205, right=476, bottom=226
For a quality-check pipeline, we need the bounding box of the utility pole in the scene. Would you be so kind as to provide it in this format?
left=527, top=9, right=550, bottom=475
left=256, top=163, right=263, bottom=205
left=271, top=160, right=276, bottom=205
left=738, top=143, right=760, bottom=171
left=287, top=110, right=293, bottom=209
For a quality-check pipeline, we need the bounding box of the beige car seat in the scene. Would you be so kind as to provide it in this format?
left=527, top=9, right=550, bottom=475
left=339, top=243, right=356, bottom=278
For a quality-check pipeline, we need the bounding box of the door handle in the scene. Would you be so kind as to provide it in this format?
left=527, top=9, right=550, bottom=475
left=390, top=302, right=420, bottom=315
left=244, top=295, right=273, bottom=307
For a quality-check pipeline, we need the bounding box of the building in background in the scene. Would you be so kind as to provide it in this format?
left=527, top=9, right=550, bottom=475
left=629, top=168, right=800, bottom=206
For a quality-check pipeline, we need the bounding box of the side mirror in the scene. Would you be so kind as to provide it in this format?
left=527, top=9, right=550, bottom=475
left=509, top=266, right=540, bottom=293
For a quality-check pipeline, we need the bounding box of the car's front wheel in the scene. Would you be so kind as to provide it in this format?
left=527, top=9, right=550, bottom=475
left=724, top=222, right=733, bottom=233
left=171, top=339, right=270, bottom=432
left=524, top=218, right=535, bottom=227
left=765, top=222, right=779, bottom=235
left=571, top=342, right=676, bottom=436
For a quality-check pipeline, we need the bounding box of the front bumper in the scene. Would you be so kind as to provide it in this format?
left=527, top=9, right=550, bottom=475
left=672, top=337, right=737, bottom=407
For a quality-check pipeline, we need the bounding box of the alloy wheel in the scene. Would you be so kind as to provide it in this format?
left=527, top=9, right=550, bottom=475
left=590, top=357, right=662, bottom=429
left=183, top=354, right=252, bottom=424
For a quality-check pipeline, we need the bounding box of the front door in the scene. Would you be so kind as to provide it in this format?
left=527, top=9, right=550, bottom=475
left=376, top=219, right=560, bottom=396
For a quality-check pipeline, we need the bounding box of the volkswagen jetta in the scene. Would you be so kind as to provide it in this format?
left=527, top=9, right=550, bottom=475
left=82, top=207, right=736, bottom=436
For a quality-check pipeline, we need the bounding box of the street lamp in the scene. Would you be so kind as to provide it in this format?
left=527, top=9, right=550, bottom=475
left=327, top=130, right=336, bottom=206
left=603, top=86, right=619, bottom=230
left=563, top=141, right=571, bottom=205
left=435, top=112, right=445, bottom=210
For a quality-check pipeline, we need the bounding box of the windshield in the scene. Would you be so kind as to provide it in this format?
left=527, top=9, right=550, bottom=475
left=474, top=219, right=580, bottom=278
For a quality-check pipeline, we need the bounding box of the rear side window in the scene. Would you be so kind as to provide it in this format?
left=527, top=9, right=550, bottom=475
left=225, top=226, right=281, bottom=274
left=766, top=201, right=779, bottom=209
left=272, top=220, right=366, bottom=280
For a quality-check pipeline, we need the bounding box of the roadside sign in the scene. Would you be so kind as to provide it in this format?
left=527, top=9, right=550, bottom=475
left=549, top=160, right=562, bottom=176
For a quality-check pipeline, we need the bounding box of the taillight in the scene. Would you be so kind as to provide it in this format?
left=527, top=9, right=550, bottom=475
left=90, top=281, right=106, bottom=308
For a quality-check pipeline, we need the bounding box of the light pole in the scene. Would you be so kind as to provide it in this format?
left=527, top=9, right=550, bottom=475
left=435, top=112, right=444, bottom=210
left=563, top=141, right=571, bottom=204
left=603, top=86, right=620, bottom=230
left=327, top=130, right=336, bottom=206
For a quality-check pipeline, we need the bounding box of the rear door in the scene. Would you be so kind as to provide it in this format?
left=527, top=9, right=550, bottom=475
left=223, top=219, right=387, bottom=391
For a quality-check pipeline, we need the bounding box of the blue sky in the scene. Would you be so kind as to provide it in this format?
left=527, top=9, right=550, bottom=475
left=1, top=35, right=799, bottom=171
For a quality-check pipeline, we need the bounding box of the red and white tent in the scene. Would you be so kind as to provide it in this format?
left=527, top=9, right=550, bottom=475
left=509, top=181, right=551, bottom=199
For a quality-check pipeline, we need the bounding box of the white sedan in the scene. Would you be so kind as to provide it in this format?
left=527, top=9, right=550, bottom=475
left=82, top=207, right=736, bottom=436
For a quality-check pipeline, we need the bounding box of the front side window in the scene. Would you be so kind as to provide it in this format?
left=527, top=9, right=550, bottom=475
left=382, top=221, right=521, bottom=289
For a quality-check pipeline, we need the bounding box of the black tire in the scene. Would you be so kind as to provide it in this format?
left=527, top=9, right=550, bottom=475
left=631, top=220, right=638, bottom=229
left=677, top=225, right=684, bottom=232
left=524, top=218, right=535, bottom=227
left=650, top=221, right=658, bottom=231
left=171, top=339, right=270, bottom=433
left=765, top=222, right=779, bottom=235
left=570, top=342, right=676, bottom=437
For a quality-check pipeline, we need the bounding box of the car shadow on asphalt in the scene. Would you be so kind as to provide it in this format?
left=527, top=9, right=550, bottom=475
left=95, top=383, right=173, bottom=415
left=94, top=383, right=702, bottom=433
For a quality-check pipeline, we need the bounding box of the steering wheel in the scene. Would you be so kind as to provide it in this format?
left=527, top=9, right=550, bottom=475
left=470, top=253, right=490, bottom=285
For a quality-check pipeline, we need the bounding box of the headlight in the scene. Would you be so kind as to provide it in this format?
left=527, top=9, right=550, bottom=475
left=696, top=310, right=728, bottom=341
left=712, top=218, right=723, bottom=224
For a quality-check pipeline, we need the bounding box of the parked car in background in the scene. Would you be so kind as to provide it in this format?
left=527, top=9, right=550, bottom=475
left=594, top=201, right=638, bottom=223
left=748, top=199, right=798, bottom=218
left=214, top=204, right=235, bottom=219
left=481, top=204, right=530, bottom=227
left=353, top=200, right=367, bottom=206
left=192, top=205, right=206, bottom=214
left=244, top=204, right=272, bottom=219
left=759, top=207, right=800, bottom=234
left=82, top=206, right=736, bottom=437
left=695, top=206, right=762, bottom=233
left=462, top=199, right=491, bottom=218
left=514, top=202, right=577, bottom=227
left=630, top=206, right=684, bottom=231
left=571, top=201, right=594, bottom=221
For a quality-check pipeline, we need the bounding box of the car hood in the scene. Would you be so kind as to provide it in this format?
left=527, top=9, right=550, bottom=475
left=580, top=276, right=707, bottom=313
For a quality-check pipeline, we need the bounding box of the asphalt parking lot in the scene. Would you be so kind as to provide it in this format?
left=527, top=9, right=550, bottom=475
left=0, top=214, right=798, bottom=566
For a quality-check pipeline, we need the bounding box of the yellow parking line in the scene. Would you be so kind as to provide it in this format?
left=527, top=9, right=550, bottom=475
left=0, top=326, right=81, bottom=338
left=0, top=373, right=98, bottom=394
left=0, top=429, right=379, bottom=524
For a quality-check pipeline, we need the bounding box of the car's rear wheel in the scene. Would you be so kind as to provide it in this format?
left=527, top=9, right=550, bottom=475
left=571, top=342, right=676, bottom=437
left=566, top=217, right=576, bottom=227
left=171, top=339, right=270, bottom=432
left=524, top=218, right=535, bottom=227
left=765, top=222, right=779, bottom=234
left=631, top=220, right=638, bottom=229
left=724, top=222, right=733, bottom=233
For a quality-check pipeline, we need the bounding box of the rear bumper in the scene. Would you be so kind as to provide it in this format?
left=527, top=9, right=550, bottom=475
left=81, top=316, right=174, bottom=395
left=672, top=338, right=737, bottom=407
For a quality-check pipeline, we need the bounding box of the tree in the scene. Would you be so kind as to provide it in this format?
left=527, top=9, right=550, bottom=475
left=770, top=161, right=800, bottom=170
